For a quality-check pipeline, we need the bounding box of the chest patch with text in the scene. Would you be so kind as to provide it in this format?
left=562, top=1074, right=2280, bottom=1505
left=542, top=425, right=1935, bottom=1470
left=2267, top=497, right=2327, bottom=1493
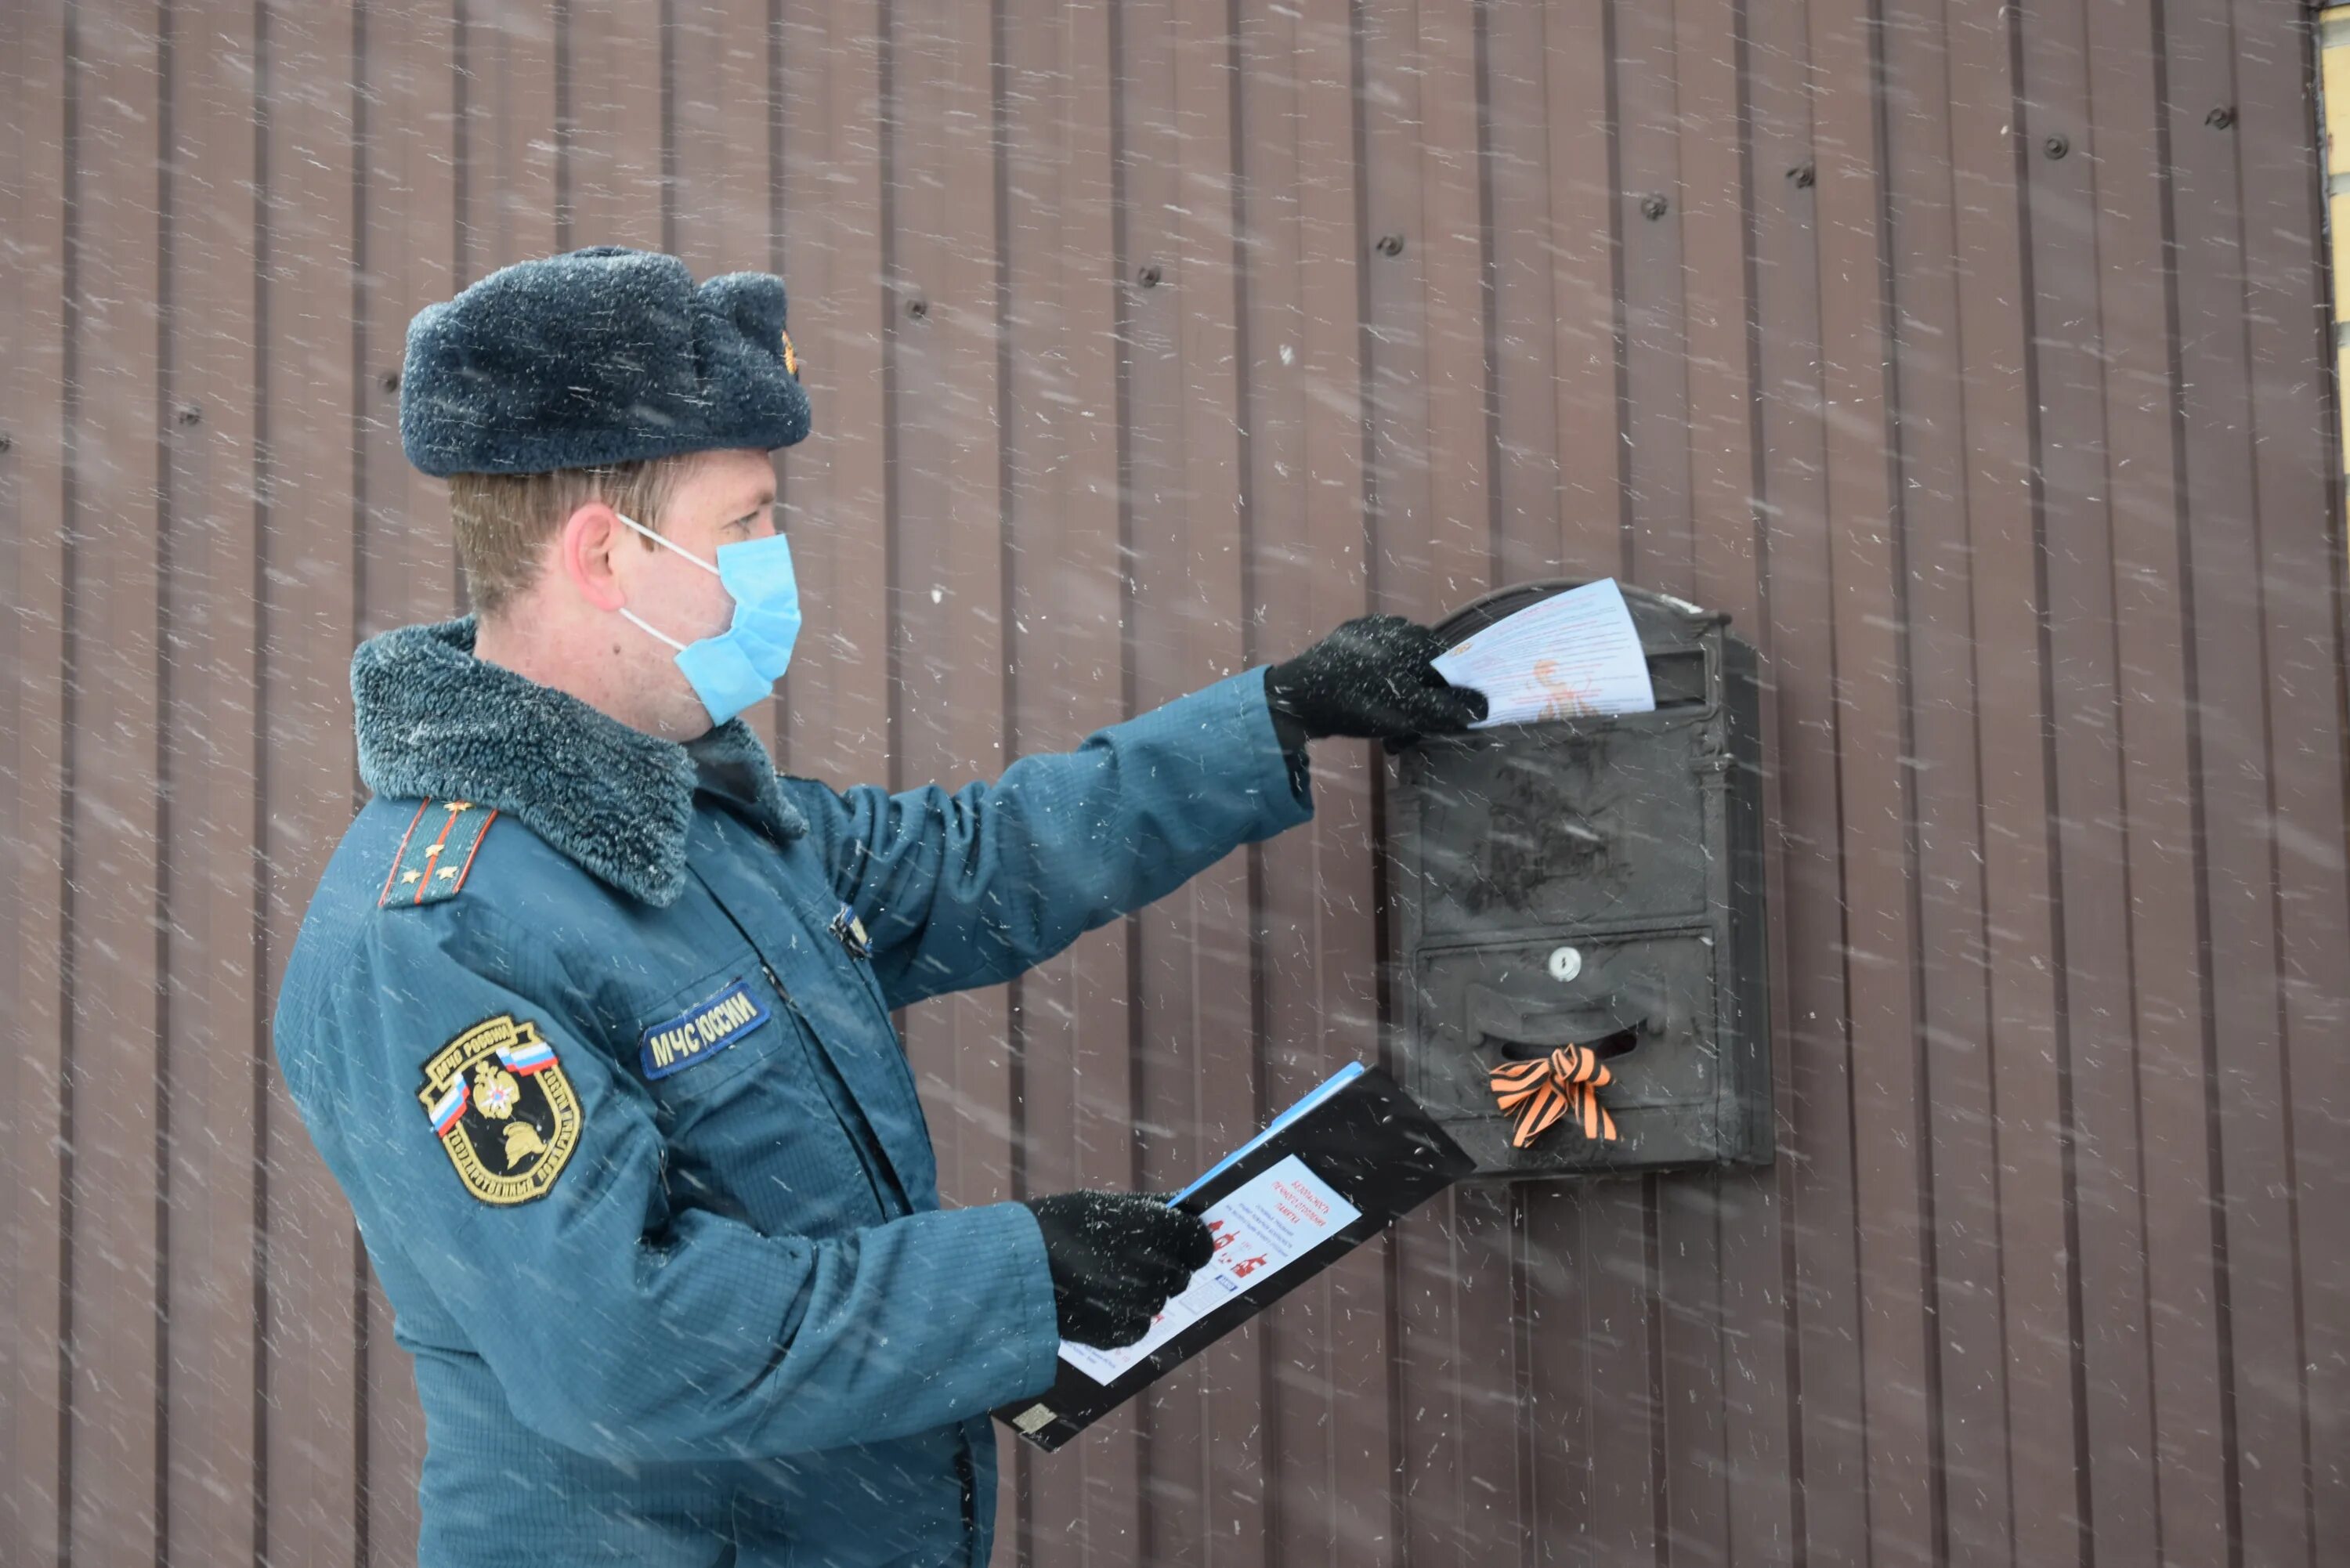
left=640, top=979, right=772, bottom=1080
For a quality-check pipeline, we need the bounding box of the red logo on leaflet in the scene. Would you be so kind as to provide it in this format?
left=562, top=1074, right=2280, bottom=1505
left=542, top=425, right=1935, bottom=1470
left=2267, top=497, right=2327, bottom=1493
left=1231, top=1255, right=1271, bottom=1281
left=1208, top=1219, right=1238, bottom=1254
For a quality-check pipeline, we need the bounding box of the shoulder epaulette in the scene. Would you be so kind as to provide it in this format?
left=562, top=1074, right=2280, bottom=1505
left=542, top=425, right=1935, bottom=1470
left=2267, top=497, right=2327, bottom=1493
left=378, top=799, right=499, bottom=909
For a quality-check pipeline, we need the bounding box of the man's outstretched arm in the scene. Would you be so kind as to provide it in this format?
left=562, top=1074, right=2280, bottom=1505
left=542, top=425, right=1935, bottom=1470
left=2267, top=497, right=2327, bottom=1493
left=786, top=617, right=1483, bottom=1011
left=787, top=667, right=1307, bottom=1010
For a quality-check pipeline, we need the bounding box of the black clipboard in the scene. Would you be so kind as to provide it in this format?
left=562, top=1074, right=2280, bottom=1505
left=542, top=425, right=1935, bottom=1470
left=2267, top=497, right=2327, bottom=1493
left=994, top=1064, right=1472, bottom=1451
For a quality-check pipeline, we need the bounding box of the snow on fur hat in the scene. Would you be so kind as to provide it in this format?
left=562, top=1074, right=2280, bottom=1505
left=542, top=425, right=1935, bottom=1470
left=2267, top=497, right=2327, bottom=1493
left=399, top=245, right=812, bottom=478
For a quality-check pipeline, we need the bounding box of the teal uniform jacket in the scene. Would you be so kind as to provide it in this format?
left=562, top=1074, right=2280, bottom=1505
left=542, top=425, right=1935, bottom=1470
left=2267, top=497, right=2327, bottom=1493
left=273, top=620, right=1314, bottom=1566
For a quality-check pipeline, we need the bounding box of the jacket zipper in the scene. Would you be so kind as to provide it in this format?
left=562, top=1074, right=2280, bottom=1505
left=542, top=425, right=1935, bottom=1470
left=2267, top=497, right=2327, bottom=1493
left=758, top=958, right=898, bottom=1221
left=683, top=845, right=902, bottom=1221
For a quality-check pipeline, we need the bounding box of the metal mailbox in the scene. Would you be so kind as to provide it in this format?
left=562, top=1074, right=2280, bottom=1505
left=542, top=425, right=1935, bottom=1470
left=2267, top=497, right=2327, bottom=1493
left=1391, top=580, right=1773, bottom=1180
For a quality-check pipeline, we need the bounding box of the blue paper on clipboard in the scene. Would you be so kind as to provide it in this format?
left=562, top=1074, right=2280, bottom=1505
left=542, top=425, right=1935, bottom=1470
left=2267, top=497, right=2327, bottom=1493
left=1169, top=1061, right=1368, bottom=1205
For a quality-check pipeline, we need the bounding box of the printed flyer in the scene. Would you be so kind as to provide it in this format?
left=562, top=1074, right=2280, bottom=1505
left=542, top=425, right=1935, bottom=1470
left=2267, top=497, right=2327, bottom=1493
left=1058, top=1154, right=1364, bottom=1385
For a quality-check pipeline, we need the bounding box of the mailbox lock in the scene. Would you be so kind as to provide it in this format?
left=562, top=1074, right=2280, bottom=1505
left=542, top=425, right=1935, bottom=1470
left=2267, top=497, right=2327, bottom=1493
left=1546, top=946, right=1582, bottom=983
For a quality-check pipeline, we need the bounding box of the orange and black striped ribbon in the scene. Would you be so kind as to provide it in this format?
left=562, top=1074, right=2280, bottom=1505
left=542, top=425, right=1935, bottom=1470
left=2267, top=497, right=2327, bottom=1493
left=1491, top=1046, right=1619, bottom=1148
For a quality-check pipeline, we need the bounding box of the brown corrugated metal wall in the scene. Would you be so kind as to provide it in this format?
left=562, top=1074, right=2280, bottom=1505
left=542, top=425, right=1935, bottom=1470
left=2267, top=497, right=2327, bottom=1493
left=4, top=1, right=2346, bottom=1563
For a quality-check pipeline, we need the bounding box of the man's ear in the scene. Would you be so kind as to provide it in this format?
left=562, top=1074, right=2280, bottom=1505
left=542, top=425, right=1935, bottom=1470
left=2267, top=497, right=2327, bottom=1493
left=556, top=502, right=630, bottom=612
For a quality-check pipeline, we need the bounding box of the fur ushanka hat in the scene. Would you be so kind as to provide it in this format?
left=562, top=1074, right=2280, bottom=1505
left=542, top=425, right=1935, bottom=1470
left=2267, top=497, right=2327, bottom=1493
left=398, top=245, right=812, bottom=478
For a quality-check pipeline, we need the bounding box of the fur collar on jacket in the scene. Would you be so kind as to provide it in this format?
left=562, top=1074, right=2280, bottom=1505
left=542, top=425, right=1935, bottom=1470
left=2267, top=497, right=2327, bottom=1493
left=351, top=617, right=807, bottom=907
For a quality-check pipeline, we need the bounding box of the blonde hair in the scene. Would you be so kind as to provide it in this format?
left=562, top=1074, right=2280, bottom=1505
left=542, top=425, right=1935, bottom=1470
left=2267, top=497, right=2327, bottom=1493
left=447, top=453, right=707, bottom=618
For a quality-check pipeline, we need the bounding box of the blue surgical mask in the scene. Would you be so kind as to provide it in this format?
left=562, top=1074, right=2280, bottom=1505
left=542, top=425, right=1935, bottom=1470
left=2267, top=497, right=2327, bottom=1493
left=613, top=511, right=803, bottom=727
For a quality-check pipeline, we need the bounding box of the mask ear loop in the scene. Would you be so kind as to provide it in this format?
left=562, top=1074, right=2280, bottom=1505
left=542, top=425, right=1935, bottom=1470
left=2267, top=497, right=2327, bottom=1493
left=618, top=608, right=688, bottom=652
left=613, top=510, right=722, bottom=576
left=611, top=511, right=721, bottom=652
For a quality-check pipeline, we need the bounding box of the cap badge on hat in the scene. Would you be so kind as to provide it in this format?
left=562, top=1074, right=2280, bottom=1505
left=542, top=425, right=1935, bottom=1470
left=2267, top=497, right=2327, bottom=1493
left=780, top=329, right=799, bottom=378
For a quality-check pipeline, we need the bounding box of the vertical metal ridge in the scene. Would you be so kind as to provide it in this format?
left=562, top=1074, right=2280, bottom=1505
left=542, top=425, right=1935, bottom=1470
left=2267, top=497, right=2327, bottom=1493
left=1102, top=0, right=1157, bottom=1541
left=55, top=3, right=83, bottom=1558
left=766, top=0, right=784, bottom=277
left=1730, top=0, right=1767, bottom=625
left=2144, top=0, right=2243, bottom=1551
left=990, top=0, right=1018, bottom=856
left=1470, top=0, right=1502, bottom=583
left=658, top=0, right=677, bottom=255
left=552, top=0, right=573, bottom=251
left=1466, top=8, right=1541, bottom=1559
left=1993, top=0, right=2094, bottom=1553
left=2322, top=10, right=2350, bottom=981
left=2309, top=16, right=2350, bottom=1565
left=1345, top=0, right=1415, bottom=1555
left=1347, top=0, right=1381, bottom=617
left=985, top=0, right=1032, bottom=1554
left=1773, top=0, right=1820, bottom=1533
left=452, top=0, right=471, bottom=283
left=2298, top=2, right=2350, bottom=1551
left=1723, top=0, right=1813, bottom=1537
left=1823, top=577, right=1867, bottom=1558
left=1864, top=0, right=1952, bottom=1544
left=448, top=0, right=469, bottom=620
left=1923, top=0, right=2032, bottom=1543
left=1600, top=0, right=1633, bottom=580
left=1810, top=42, right=1871, bottom=1560
left=1507, top=1185, right=1536, bottom=1568
left=245, top=3, right=274, bottom=1560
left=2090, top=3, right=2167, bottom=1554
left=154, top=3, right=180, bottom=1559
left=345, top=8, right=371, bottom=1563
left=1226, top=0, right=1256, bottom=671
left=1221, top=0, right=1284, bottom=1555
left=1644, top=1180, right=1668, bottom=1568
left=762, top=0, right=790, bottom=771
left=877, top=0, right=901, bottom=797
left=1805, top=0, right=1933, bottom=1549
left=2215, top=9, right=2318, bottom=1561
left=349, top=0, right=371, bottom=658
left=350, top=1241, right=371, bottom=1568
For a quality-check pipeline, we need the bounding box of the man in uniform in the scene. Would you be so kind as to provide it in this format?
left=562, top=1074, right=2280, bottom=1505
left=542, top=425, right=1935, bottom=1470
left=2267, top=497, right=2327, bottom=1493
left=273, top=246, right=1487, bottom=1566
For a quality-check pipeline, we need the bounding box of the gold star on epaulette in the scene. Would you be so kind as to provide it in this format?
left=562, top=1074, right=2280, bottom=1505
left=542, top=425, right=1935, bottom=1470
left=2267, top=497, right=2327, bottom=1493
left=436, top=865, right=460, bottom=881
left=403, top=870, right=423, bottom=885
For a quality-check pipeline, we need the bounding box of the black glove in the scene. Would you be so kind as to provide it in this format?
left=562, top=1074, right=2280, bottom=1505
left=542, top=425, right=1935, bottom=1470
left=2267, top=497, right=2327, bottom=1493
left=1020, top=1190, right=1216, bottom=1349
left=1264, top=615, right=1489, bottom=747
